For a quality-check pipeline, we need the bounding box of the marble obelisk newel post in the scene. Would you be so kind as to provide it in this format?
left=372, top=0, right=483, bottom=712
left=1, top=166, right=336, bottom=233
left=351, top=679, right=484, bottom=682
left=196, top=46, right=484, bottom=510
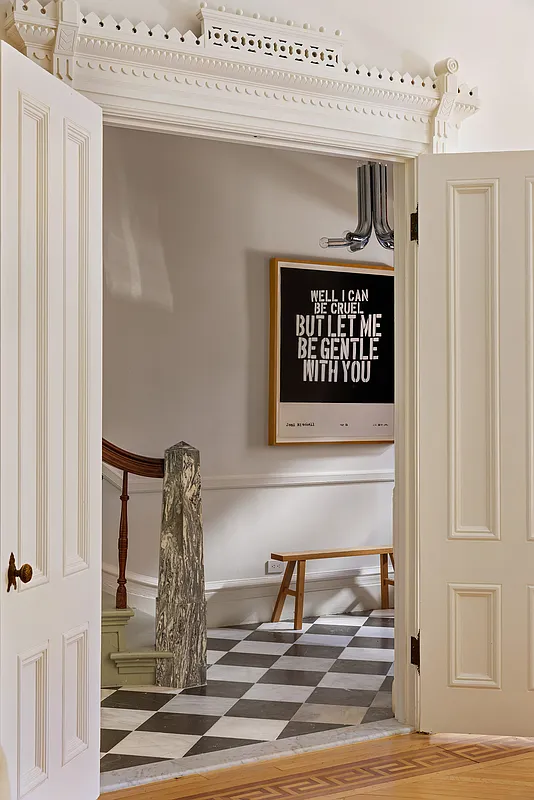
left=155, top=442, right=207, bottom=689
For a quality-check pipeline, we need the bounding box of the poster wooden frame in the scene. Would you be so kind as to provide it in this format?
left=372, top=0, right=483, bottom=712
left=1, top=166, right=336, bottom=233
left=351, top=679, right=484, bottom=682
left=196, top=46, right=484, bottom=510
left=269, top=257, right=395, bottom=446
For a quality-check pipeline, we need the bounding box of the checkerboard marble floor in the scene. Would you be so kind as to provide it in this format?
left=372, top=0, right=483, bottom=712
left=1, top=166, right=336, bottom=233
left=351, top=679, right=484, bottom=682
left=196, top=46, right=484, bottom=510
left=100, top=610, right=394, bottom=774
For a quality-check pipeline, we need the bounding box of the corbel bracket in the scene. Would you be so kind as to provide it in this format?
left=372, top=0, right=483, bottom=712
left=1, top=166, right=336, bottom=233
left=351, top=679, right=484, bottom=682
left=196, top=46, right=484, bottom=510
left=53, top=0, right=79, bottom=82
left=432, top=57, right=478, bottom=153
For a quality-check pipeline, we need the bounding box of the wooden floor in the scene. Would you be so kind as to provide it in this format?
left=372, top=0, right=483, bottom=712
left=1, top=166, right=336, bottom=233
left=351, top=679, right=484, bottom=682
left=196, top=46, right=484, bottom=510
left=103, top=732, right=534, bottom=800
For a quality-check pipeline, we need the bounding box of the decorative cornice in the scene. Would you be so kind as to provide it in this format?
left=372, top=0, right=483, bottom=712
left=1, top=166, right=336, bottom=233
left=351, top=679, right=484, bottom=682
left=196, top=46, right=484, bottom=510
left=4, top=0, right=479, bottom=154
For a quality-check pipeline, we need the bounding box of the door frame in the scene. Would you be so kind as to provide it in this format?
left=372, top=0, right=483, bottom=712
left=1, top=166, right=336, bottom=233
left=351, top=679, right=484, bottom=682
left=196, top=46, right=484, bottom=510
left=109, top=98, right=424, bottom=722
left=101, top=129, right=422, bottom=730
left=5, top=3, right=481, bottom=734
left=95, top=72, right=426, bottom=739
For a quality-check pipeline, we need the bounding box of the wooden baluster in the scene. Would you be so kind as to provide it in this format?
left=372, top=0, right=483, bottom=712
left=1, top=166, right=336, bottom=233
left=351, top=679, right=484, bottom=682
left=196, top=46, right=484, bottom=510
left=116, top=470, right=129, bottom=609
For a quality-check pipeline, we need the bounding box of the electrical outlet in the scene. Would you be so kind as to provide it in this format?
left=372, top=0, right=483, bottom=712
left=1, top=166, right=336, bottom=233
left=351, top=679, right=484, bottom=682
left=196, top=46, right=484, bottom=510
left=266, top=559, right=284, bottom=575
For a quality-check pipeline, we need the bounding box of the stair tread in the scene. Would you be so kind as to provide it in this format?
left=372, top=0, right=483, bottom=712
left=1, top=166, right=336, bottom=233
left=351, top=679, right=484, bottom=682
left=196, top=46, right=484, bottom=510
left=111, top=648, right=172, bottom=659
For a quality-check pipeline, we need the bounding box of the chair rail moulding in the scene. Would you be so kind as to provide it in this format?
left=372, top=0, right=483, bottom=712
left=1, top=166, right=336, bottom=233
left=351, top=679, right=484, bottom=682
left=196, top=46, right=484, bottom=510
left=3, top=0, right=479, bottom=156
left=102, top=462, right=395, bottom=493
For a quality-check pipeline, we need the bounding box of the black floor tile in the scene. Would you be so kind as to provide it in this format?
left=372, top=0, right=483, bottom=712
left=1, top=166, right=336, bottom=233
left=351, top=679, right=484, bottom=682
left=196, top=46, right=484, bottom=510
left=100, top=754, right=169, bottom=773
left=363, top=617, right=395, bottom=628
left=101, top=611, right=396, bottom=776
left=362, top=706, right=394, bottom=723
left=278, top=721, right=347, bottom=739
left=217, top=652, right=280, bottom=669
left=228, top=699, right=301, bottom=720
left=347, top=637, right=394, bottom=649
left=285, top=644, right=344, bottom=659
left=259, top=669, right=325, bottom=687
left=100, top=729, right=130, bottom=753
left=306, top=687, right=377, bottom=707
left=137, top=712, right=217, bottom=736
left=246, top=631, right=302, bottom=644
left=183, top=736, right=260, bottom=757
left=329, top=659, right=390, bottom=675
left=207, top=638, right=240, bottom=652
left=306, top=624, right=361, bottom=637
left=101, top=691, right=174, bottom=711
left=181, top=680, right=252, bottom=698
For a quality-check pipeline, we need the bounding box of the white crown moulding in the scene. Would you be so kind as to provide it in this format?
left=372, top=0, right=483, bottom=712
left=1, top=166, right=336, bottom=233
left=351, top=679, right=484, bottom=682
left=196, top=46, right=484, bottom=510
left=3, top=0, right=480, bottom=156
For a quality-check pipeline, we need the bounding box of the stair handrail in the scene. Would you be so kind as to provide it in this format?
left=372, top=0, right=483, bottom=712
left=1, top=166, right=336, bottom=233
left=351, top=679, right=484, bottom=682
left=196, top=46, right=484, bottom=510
left=102, top=438, right=165, bottom=609
left=102, top=438, right=164, bottom=478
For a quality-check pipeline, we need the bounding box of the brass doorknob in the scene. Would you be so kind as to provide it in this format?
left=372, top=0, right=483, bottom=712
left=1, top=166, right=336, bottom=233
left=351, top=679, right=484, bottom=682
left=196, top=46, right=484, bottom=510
left=7, top=553, right=33, bottom=592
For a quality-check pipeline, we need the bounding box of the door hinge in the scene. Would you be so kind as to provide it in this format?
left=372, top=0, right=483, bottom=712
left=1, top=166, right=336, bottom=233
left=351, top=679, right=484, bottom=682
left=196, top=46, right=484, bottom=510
left=411, top=631, right=420, bottom=672
left=410, top=207, right=418, bottom=243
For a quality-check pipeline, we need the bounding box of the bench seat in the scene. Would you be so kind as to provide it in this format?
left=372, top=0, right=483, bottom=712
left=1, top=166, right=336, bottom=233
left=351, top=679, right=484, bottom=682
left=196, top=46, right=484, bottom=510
left=270, top=546, right=394, bottom=630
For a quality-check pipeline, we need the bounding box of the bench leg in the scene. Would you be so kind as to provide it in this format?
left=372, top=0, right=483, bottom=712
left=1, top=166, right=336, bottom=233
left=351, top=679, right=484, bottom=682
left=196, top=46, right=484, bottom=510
left=294, top=560, right=306, bottom=630
left=380, top=552, right=390, bottom=609
left=271, top=561, right=296, bottom=623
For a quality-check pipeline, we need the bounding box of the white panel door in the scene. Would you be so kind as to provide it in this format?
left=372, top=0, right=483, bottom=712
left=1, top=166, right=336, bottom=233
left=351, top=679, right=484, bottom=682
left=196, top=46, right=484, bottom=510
left=0, top=42, right=102, bottom=798
left=418, top=150, right=534, bottom=735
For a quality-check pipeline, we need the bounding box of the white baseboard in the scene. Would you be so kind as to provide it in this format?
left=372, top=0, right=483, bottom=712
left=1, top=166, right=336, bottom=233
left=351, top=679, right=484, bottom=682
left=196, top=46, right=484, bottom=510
left=102, top=563, right=394, bottom=626
left=102, top=463, right=394, bottom=493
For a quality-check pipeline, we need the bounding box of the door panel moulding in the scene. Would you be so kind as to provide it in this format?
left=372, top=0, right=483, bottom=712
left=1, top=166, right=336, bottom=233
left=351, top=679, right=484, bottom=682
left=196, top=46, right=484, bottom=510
left=4, top=1, right=479, bottom=156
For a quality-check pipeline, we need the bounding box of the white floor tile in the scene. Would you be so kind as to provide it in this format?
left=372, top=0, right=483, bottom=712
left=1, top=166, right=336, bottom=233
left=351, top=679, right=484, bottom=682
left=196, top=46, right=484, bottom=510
left=258, top=621, right=313, bottom=633
left=388, top=663, right=395, bottom=676
left=162, top=695, right=238, bottom=716
left=274, top=656, right=335, bottom=672
left=207, top=650, right=225, bottom=665
left=242, top=683, right=314, bottom=703
left=319, top=672, right=384, bottom=692
left=293, top=703, right=367, bottom=726
left=295, top=634, right=353, bottom=647
left=208, top=716, right=287, bottom=741
left=338, top=647, right=395, bottom=662
left=100, top=708, right=156, bottom=731
left=207, top=664, right=268, bottom=683
left=100, top=612, right=397, bottom=772
left=315, top=616, right=369, bottom=627
left=233, top=640, right=292, bottom=656
left=207, top=628, right=251, bottom=640
left=110, top=730, right=199, bottom=759
left=355, top=627, right=395, bottom=639
left=116, top=685, right=181, bottom=694
left=101, top=689, right=116, bottom=701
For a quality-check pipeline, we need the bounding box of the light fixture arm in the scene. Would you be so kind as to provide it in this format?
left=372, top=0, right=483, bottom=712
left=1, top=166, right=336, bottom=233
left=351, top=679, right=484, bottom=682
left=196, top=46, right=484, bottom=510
left=371, top=162, right=394, bottom=250
left=320, top=161, right=394, bottom=252
left=320, top=163, right=372, bottom=252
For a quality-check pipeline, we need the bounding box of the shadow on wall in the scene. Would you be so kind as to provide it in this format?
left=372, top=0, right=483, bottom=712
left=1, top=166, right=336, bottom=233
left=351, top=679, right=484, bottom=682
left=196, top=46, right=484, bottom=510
left=102, top=126, right=389, bottom=316
left=104, top=130, right=174, bottom=312
left=201, top=479, right=393, bottom=582
left=204, top=570, right=384, bottom=628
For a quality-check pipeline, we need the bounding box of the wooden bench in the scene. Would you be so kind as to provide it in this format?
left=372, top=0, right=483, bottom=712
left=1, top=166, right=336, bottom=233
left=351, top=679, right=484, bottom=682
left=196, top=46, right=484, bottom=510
left=270, top=547, right=394, bottom=630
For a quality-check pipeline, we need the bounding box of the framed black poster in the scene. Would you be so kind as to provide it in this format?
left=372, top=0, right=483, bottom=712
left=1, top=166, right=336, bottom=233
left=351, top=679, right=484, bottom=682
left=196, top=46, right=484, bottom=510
left=269, top=258, right=394, bottom=445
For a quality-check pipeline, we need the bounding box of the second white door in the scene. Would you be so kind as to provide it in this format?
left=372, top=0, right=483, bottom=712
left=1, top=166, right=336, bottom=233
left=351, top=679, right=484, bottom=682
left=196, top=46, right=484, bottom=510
left=418, top=149, right=534, bottom=735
